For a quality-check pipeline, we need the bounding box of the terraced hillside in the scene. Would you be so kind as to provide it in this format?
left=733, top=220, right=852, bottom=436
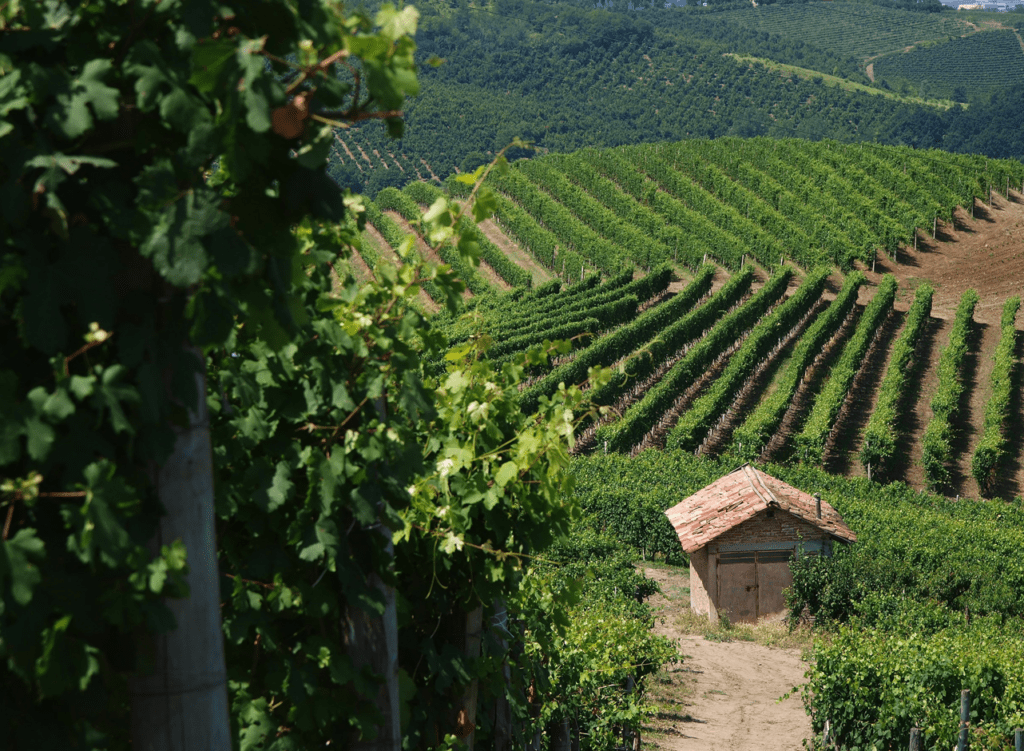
left=366, top=139, right=1024, bottom=501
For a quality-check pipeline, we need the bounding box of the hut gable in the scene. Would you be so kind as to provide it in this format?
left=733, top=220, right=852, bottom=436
left=664, top=464, right=856, bottom=554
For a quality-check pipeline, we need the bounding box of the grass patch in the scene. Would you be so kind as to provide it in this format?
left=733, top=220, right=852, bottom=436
left=674, top=609, right=817, bottom=650
left=723, top=53, right=958, bottom=110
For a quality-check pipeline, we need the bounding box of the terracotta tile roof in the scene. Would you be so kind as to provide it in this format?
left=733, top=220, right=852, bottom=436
left=664, top=464, right=857, bottom=553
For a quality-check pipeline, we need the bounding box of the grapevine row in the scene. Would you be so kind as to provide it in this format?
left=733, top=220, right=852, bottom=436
left=666, top=267, right=831, bottom=453
left=659, top=141, right=818, bottom=269
left=401, top=181, right=534, bottom=289
left=489, top=270, right=657, bottom=341
left=635, top=147, right=786, bottom=271
left=971, top=297, right=1021, bottom=493
left=364, top=200, right=444, bottom=302
left=490, top=169, right=628, bottom=275
left=375, top=187, right=492, bottom=296
left=596, top=268, right=793, bottom=453
left=517, top=159, right=672, bottom=271
left=445, top=273, right=626, bottom=345
left=858, top=282, right=935, bottom=476
left=731, top=271, right=866, bottom=459
left=578, top=267, right=755, bottom=433
left=921, top=289, right=979, bottom=490
left=518, top=265, right=717, bottom=415
left=794, top=274, right=898, bottom=465
left=546, top=152, right=703, bottom=268
left=579, top=148, right=746, bottom=269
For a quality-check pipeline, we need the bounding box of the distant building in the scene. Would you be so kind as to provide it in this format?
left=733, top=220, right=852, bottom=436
left=958, top=3, right=984, bottom=8
left=664, top=464, right=856, bottom=624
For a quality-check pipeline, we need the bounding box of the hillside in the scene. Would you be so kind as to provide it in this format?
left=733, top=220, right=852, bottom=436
left=334, top=1, right=1024, bottom=197
left=357, top=138, right=1024, bottom=502
left=335, top=0, right=980, bottom=194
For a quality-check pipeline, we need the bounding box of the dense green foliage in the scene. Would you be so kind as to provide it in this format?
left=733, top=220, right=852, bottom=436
left=921, top=289, right=978, bottom=490
left=808, top=618, right=1024, bottom=751
left=666, top=267, right=831, bottom=452
left=522, top=531, right=677, bottom=749
left=857, top=282, right=934, bottom=478
left=972, top=297, right=1021, bottom=495
left=795, top=274, right=898, bottom=465
left=732, top=271, right=866, bottom=459
left=0, top=0, right=440, bottom=744
left=336, top=0, right=1008, bottom=195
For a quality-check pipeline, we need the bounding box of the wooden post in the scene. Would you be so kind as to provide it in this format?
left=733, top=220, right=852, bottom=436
left=622, top=674, right=637, bottom=751
left=933, top=214, right=937, bottom=239
left=491, top=601, right=513, bottom=751
left=958, top=689, right=970, bottom=751
left=350, top=399, right=403, bottom=751
left=909, top=727, right=921, bottom=751
left=1015, top=727, right=1022, bottom=751
left=346, top=561, right=401, bottom=751
left=128, top=348, right=231, bottom=751
left=550, top=719, right=572, bottom=751
left=455, top=606, right=484, bottom=750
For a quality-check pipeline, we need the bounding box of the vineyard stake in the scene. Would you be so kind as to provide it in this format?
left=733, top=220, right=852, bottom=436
left=933, top=215, right=937, bottom=239
left=909, top=727, right=921, bottom=751
left=1015, top=728, right=1022, bottom=751
left=958, top=689, right=970, bottom=751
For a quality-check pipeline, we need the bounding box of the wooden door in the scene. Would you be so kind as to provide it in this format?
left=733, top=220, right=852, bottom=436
left=755, top=549, right=794, bottom=618
left=717, top=551, right=757, bottom=623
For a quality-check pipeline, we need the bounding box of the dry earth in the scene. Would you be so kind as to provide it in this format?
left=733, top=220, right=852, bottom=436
left=642, top=566, right=813, bottom=751
left=833, top=192, right=1024, bottom=496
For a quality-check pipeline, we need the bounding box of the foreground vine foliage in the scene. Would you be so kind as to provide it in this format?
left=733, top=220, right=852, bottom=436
left=0, top=0, right=425, bottom=745
left=1, top=2, right=674, bottom=748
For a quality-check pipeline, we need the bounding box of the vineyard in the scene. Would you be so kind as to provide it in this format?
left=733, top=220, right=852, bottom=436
left=10, top=0, right=1024, bottom=747
left=355, top=137, right=1024, bottom=508
left=713, top=1, right=974, bottom=66
left=871, top=29, right=1024, bottom=99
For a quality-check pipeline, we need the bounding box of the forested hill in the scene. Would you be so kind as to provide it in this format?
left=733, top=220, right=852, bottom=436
left=333, top=0, right=954, bottom=194
left=334, top=0, right=1023, bottom=196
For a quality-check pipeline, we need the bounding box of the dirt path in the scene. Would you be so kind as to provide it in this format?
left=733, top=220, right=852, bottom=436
left=643, top=566, right=812, bottom=751
left=476, top=216, right=554, bottom=287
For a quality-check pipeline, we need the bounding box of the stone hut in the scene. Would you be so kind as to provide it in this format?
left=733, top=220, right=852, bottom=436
left=664, top=464, right=856, bottom=624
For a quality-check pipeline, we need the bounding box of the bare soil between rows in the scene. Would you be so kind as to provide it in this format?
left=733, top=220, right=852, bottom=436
left=845, top=192, right=1024, bottom=496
